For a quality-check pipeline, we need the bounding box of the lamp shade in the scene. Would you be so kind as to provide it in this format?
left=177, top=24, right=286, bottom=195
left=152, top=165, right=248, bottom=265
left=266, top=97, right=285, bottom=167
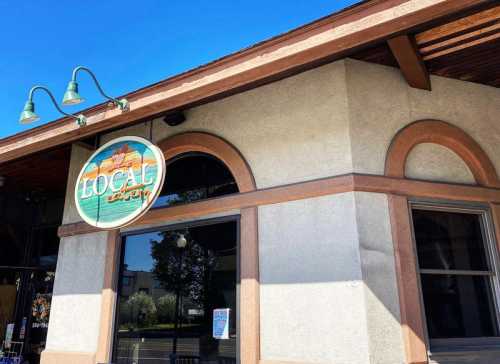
left=62, top=81, right=84, bottom=105
left=176, top=234, right=187, bottom=248
left=19, top=101, right=39, bottom=124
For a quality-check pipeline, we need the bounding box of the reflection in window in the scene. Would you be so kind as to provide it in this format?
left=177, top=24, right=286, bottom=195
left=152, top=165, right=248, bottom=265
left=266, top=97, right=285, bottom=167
left=154, top=153, right=238, bottom=209
left=122, top=277, right=132, bottom=287
left=114, top=220, right=238, bottom=364
left=412, top=208, right=499, bottom=341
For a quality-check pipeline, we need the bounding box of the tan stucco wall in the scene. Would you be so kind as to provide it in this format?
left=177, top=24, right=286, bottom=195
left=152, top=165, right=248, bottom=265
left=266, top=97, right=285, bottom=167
left=259, top=193, right=370, bottom=364
left=354, top=192, right=405, bottom=364
left=405, top=143, right=475, bottom=184
left=100, top=60, right=353, bottom=189
left=258, top=191, right=405, bottom=364
left=49, top=57, right=500, bottom=364
left=345, top=58, right=500, bottom=182
left=46, top=232, right=108, bottom=353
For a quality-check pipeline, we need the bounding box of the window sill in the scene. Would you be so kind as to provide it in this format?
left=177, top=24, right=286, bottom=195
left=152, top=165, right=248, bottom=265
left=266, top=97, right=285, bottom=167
left=429, top=345, right=500, bottom=364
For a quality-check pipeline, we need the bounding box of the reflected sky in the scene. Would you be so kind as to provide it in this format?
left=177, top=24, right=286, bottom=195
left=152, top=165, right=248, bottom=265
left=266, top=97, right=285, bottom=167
left=123, top=232, right=161, bottom=272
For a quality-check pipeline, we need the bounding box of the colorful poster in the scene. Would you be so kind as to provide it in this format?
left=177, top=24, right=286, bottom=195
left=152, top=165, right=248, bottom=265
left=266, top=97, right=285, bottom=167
left=213, top=308, right=230, bottom=339
left=74, top=137, right=165, bottom=229
left=32, top=294, right=51, bottom=328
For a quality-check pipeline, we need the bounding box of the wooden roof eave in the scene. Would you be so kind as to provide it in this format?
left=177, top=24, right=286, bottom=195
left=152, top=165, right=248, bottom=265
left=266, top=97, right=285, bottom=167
left=0, top=0, right=492, bottom=164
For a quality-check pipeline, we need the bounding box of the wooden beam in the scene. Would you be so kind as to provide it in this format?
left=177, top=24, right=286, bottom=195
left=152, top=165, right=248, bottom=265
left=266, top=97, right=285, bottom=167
left=416, top=5, right=500, bottom=46
left=422, top=30, right=500, bottom=60
left=419, top=21, right=500, bottom=55
left=387, top=35, right=431, bottom=90
left=0, top=0, right=490, bottom=164
left=416, top=4, right=500, bottom=60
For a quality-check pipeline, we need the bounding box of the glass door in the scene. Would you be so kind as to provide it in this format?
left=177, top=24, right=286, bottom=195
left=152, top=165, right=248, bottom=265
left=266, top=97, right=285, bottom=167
left=114, top=218, right=239, bottom=364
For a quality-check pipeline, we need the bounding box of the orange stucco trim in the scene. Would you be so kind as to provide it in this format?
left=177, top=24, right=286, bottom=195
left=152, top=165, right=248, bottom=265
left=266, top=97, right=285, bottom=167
left=95, top=230, right=120, bottom=364
left=40, top=350, right=95, bottom=364
left=158, top=132, right=256, bottom=193
left=385, top=119, right=500, bottom=188
left=58, top=173, right=500, bottom=238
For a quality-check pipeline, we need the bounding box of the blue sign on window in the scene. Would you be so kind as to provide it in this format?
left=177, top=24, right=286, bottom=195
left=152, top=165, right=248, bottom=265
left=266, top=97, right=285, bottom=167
left=213, top=308, right=230, bottom=339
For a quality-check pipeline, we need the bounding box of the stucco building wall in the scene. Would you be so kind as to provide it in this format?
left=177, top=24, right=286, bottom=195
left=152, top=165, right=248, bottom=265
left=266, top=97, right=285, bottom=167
left=47, top=58, right=500, bottom=364
left=259, top=193, right=370, bottom=364
left=405, top=143, right=475, bottom=184
left=345, top=58, right=500, bottom=182
left=45, top=232, right=108, bottom=353
left=100, top=60, right=353, bottom=190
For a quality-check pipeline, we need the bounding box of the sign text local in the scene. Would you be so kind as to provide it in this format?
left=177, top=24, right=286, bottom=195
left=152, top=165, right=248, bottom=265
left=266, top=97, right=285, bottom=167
left=75, top=136, right=166, bottom=229
left=80, top=162, right=154, bottom=202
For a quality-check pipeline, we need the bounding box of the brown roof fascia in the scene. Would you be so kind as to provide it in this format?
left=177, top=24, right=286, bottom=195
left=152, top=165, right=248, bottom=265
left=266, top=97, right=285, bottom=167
left=0, top=0, right=492, bottom=164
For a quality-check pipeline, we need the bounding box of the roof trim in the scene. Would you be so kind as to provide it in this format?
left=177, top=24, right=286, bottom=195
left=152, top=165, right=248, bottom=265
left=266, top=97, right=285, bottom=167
left=0, top=0, right=491, bottom=163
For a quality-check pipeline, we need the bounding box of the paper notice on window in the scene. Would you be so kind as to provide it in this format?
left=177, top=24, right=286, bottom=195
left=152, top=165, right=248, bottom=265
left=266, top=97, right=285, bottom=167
left=213, top=308, right=230, bottom=339
left=5, top=323, right=14, bottom=349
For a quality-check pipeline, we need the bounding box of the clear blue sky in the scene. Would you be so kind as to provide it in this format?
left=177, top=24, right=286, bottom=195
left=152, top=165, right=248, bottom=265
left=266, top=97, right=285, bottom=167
left=0, top=1, right=359, bottom=138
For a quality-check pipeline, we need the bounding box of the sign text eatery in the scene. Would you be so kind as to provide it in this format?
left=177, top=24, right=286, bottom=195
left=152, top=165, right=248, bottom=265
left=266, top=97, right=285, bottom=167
left=75, top=136, right=166, bottom=229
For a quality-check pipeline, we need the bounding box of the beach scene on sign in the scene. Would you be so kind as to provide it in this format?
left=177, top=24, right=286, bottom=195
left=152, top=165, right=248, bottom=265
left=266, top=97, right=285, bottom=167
left=76, top=140, right=160, bottom=226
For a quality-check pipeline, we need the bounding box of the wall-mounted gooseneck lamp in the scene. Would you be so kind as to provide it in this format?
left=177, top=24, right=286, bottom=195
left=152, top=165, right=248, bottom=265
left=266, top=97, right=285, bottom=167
left=62, top=66, right=129, bottom=111
left=19, top=86, right=86, bottom=126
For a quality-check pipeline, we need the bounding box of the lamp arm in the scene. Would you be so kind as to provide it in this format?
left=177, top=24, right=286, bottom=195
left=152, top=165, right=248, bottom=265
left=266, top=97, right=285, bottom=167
left=72, top=66, right=121, bottom=105
left=29, top=86, right=87, bottom=126
left=29, top=86, right=78, bottom=118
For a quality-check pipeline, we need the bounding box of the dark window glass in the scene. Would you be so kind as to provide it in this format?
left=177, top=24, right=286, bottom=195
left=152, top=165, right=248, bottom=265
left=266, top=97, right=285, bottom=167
left=114, top=220, right=238, bottom=364
left=413, top=210, right=489, bottom=271
left=30, top=226, right=60, bottom=269
left=154, top=153, right=238, bottom=209
left=412, top=208, right=499, bottom=341
left=0, top=270, right=21, bottom=344
left=421, top=274, right=497, bottom=338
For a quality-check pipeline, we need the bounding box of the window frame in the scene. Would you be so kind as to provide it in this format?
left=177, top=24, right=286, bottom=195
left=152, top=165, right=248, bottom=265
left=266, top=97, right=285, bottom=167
left=409, top=199, right=500, bottom=352
left=111, top=214, right=242, bottom=364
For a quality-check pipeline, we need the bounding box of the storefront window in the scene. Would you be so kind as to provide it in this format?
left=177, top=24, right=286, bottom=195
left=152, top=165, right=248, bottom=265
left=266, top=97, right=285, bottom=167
left=154, top=153, right=238, bottom=209
left=0, top=224, right=59, bottom=364
left=411, top=206, right=500, bottom=346
left=114, top=219, right=238, bottom=364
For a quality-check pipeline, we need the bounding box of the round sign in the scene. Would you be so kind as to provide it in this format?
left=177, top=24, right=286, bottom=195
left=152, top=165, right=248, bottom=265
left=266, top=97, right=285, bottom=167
left=74, top=136, right=166, bottom=229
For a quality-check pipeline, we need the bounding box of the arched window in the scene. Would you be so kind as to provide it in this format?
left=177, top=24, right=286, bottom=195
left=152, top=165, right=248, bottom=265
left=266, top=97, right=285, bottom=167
left=107, top=133, right=259, bottom=364
left=154, top=152, right=239, bottom=208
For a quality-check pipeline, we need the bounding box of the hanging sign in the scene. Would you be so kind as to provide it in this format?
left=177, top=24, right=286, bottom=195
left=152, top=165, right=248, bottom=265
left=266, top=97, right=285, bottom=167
left=75, top=136, right=165, bottom=229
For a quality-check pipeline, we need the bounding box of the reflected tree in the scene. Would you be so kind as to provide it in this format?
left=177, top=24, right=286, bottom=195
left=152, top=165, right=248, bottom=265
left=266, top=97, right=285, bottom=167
left=126, top=291, right=157, bottom=328
left=150, top=230, right=217, bottom=359
left=157, top=294, right=176, bottom=323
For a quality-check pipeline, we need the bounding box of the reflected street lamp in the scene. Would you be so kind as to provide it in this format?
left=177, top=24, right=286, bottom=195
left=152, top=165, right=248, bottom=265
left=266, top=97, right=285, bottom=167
left=171, top=233, right=187, bottom=363
left=176, top=234, right=187, bottom=248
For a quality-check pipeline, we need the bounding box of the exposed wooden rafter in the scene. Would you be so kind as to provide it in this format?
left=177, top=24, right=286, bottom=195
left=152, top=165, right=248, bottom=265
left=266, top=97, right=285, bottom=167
left=416, top=5, right=500, bottom=60
left=387, top=35, right=431, bottom=90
